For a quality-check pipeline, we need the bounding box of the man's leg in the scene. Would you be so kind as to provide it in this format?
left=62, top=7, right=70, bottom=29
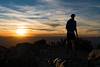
left=71, top=40, right=75, bottom=51
left=67, top=39, right=72, bottom=50
left=71, top=40, right=77, bottom=58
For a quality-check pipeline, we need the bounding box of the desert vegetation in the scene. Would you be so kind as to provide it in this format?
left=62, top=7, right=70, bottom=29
left=0, top=38, right=99, bottom=67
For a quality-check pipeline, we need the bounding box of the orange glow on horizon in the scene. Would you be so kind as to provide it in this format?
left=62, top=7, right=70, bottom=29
left=0, top=28, right=100, bottom=37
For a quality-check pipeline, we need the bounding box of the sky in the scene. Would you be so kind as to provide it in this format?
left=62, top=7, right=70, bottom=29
left=0, top=0, right=100, bottom=37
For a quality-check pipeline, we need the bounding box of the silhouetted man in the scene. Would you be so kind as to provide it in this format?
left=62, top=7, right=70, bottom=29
left=66, top=14, right=78, bottom=50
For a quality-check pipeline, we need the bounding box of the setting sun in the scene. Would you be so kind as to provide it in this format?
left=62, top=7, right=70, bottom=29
left=16, top=29, right=27, bottom=36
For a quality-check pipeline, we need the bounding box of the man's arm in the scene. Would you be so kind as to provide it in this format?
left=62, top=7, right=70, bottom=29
left=66, top=22, right=68, bottom=30
left=75, top=28, right=78, bottom=38
left=75, top=21, right=78, bottom=38
left=66, top=20, right=70, bottom=30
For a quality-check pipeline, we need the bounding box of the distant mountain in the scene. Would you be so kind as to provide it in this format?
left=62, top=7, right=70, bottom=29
left=82, top=37, right=100, bottom=48
left=0, top=36, right=100, bottom=48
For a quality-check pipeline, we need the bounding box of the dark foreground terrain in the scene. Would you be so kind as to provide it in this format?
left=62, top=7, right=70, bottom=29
left=0, top=38, right=100, bottom=67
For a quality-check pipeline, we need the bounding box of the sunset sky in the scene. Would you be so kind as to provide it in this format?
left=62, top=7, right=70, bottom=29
left=0, top=0, right=100, bottom=37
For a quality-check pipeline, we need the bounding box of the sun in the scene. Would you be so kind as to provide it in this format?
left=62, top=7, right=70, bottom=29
left=16, top=28, right=27, bottom=36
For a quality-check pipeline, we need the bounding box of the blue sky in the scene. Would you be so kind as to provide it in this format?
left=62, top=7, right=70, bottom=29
left=0, top=0, right=100, bottom=36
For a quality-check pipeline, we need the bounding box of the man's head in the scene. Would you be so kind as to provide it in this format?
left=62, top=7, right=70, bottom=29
left=71, top=14, right=76, bottom=19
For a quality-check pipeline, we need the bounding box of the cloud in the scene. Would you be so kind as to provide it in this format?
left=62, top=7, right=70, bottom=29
left=42, top=23, right=62, bottom=27
left=32, top=28, right=55, bottom=31
left=0, top=0, right=100, bottom=36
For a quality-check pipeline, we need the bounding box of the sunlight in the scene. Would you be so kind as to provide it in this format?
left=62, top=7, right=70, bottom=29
left=16, top=28, right=27, bottom=36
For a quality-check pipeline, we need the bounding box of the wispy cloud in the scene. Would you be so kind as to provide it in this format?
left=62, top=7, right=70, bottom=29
left=0, top=0, right=100, bottom=36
